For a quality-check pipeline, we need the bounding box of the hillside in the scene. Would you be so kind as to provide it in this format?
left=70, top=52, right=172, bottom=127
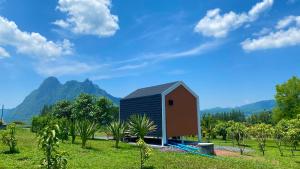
left=4, top=77, right=120, bottom=123
left=201, top=100, right=276, bottom=116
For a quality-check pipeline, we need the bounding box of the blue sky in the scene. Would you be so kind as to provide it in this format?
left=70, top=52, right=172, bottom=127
left=0, top=0, right=299, bottom=109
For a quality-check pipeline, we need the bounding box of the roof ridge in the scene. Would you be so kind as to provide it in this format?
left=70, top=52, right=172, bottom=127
left=123, top=81, right=180, bottom=99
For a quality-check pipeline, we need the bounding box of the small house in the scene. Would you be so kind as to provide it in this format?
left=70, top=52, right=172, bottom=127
left=120, top=81, right=201, bottom=146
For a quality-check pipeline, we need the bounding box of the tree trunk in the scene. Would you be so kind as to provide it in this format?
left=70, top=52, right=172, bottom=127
left=116, top=139, right=119, bottom=148
left=82, top=138, right=87, bottom=148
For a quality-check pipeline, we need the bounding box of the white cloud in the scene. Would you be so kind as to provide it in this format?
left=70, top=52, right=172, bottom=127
left=36, top=60, right=98, bottom=76
left=114, top=62, right=148, bottom=71
left=0, top=16, right=73, bottom=59
left=54, top=0, right=119, bottom=37
left=0, top=46, right=9, bottom=58
left=242, top=15, right=300, bottom=51
left=147, top=41, right=220, bottom=60
left=194, top=0, right=273, bottom=38
left=276, top=16, right=300, bottom=29
left=252, top=27, right=271, bottom=36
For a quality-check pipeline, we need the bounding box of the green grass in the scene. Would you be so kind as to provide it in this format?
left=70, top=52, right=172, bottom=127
left=0, top=128, right=299, bottom=169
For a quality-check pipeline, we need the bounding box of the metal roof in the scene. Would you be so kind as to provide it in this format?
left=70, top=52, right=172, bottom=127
left=123, top=81, right=179, bottom=99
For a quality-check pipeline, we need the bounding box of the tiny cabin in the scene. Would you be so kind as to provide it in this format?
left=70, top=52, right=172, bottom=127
left=120, top=81, right=201, bottom=146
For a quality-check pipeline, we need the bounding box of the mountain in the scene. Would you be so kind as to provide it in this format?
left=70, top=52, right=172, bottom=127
left=4, top=77, right=120, bottom=123
left=201, top=100, right=276, bottom=116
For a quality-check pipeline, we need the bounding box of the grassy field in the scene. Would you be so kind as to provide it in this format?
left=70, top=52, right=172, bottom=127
left=0, top=128, right=299, bottom=169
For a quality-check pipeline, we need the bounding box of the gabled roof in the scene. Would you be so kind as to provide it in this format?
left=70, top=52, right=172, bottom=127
left=123, top=81, right=179, bottom=99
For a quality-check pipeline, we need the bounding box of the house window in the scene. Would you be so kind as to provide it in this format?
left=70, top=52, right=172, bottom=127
left=168, top=99, right=174, bottom=106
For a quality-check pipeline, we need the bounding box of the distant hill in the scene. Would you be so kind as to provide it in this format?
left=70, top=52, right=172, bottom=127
left=4, top=77, right=120, bottom=123
left=201, top=100, right=276, bottom=116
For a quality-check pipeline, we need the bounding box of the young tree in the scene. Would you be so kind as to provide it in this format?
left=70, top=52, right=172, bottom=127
left=248, top=123, right=274, bottom=156
left=137, top=138, right=153, bottom=169
left=73, top=94, right=98, bottom=148
left=95, top=97, right=118, bottom=126
left=274, top=119, right=289, bottom=156
left=53, top=100, right=76, bottom=143
left=213, top=121, right=229, bottom=141
left=1, top=123, right=19, bottom=153
left=201, top=113, right=216, bottom=142
left=107, top=121, right=127, bottom=148
left=128, top=114, right=156, bottom=140
left=273, top=76, right=300, bottom=122
left=285, top=118, right=300, bottom=155
left=38, top=122, right=68, bottom=169
left=227, top=122, right=248, bottom=155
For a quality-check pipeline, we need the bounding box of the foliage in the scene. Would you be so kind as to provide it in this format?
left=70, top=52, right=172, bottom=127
left=284, top=118, right=300, bottom=155
left=248, top=123, right=274, bottom=155
left=274, top=120, right=289, bottom=156
left=137, top=138, right=153, bottom=169
left=38, top=122, right=68, bottom=169
left=94, top=97, right=119, bottom=126
left=273, top=76, right=300, bottom=122
left=32, top=115, right=53, bottom=133
left=107, top=121, right=127, bottom=148
left=73, top=94, right=98, bottom=148
left=201, top=113, right=217, bottom=142
left=1, top=128, right=300, bottom=169
left=247, top=111, right=273, bottom=125
left=1, top=123, right=19, bottom=153
left=128, top=114, right=157, bottom=140
left=52, top=100, right=75, bottom=143
left=203, top=111, right=246, bottom=123
left=226, top=122, right=248, bottom=155
left=213, top=121, right=230, bottom=140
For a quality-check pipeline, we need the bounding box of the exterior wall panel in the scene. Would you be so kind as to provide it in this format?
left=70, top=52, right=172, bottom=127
left=165, top=85, right=198, bottom=137
left=120, top=94, right=162, bottom=137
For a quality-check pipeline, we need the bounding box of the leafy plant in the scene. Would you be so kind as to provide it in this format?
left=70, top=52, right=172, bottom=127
left=76, top=119, right=98, bottom=148
left=273, top=76, right=300, bottom=122
left=213, top=121, right=230, bottom=141
left=73, top=94, right=99, bottom=148
left=1, top=123, right=19, bottom=153
left=227, top=122, right=248, bottom=155
left=128, top=114, right=156, bottom=140
left=107, top=121, right=127, bottom=148
left=38, top=122, right=68, bottom=169
left=137, top=138, right=153, bottom=169
left=248, top=123, right=274, bottom=156
left=274, top=120, right=289, bottom=156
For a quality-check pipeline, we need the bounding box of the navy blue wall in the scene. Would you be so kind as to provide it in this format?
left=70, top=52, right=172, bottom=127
left=120, top=94, right=162, bottom=137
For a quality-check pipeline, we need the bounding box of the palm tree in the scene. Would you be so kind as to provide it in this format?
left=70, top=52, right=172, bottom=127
left=107, top=121, right=127, bottom=148
left=128, top=114, right=157, bottom=140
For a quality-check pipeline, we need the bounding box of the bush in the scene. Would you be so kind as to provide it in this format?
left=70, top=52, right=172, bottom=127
left=1, top=123, right=19, bottom=153
left=38, top=122, right=68, bottom=169
left=128, top=114, right=156, bottom=140
left=107, top=121, right=127, bottom=148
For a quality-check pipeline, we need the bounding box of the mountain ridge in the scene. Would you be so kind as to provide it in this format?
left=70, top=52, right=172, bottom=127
left=4, top=77, right=120, bottom=123
left=201, top=99, right=276, bottom=116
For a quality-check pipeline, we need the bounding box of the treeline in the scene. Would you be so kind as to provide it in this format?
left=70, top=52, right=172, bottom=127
left=201, top=76, right=300, bottom=156
left=202, top=110, right=273, bottom=125
left=32, top=93, right=119, bottom=147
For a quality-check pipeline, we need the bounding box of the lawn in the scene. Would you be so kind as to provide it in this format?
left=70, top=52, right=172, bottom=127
left=0, top=128, right=299, bottom=169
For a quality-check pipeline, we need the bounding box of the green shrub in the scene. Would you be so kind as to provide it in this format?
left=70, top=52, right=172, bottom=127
left=128, top=114, right=156, bottom=140
left=1, top=123, right=19, bottom=153
left=38, top=122, right=68, bottom=169
left=107, top=121, right=127, bottom=148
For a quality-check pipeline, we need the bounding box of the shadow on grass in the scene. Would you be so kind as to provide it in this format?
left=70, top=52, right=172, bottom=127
left=143, top=166, right=155, bottom=169
left=2, top=150, right=20, bottom=154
